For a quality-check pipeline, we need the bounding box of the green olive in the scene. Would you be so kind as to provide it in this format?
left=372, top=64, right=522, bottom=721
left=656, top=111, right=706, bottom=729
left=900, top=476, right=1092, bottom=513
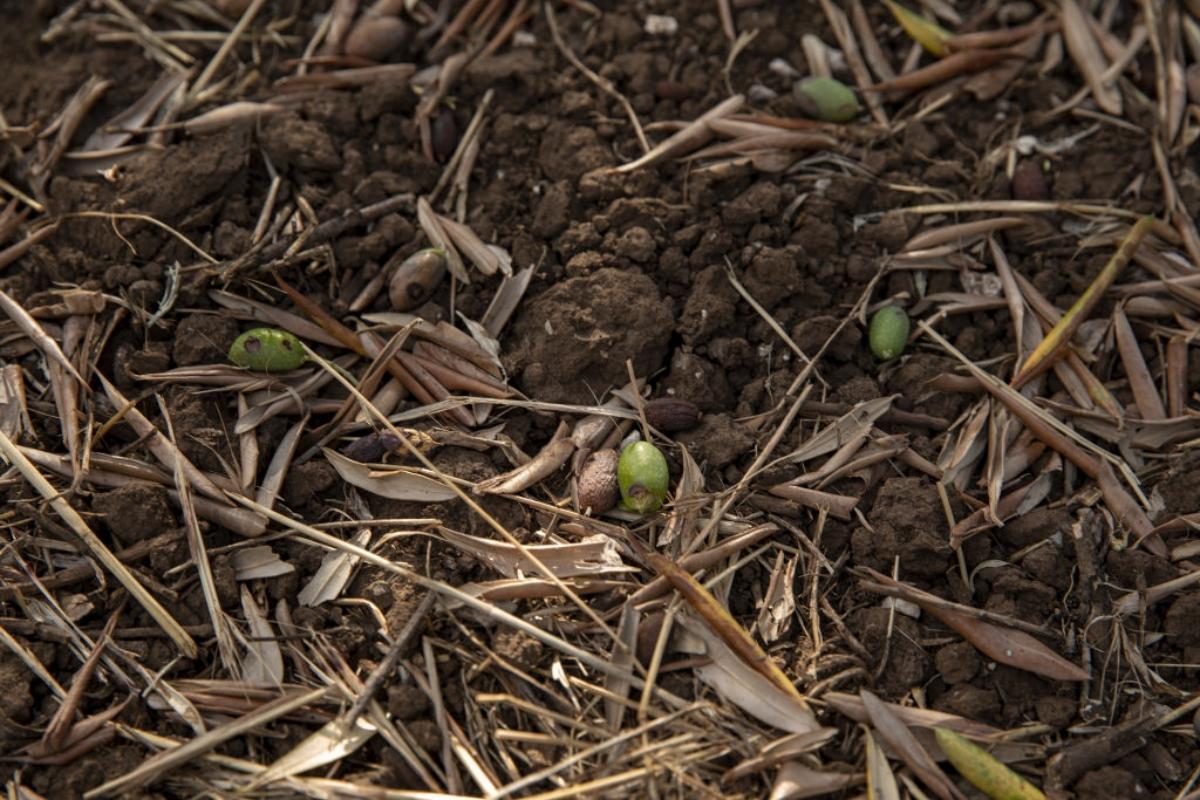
left=795, top=77, right=861, bottom=123
left=229, top=327, right=307, bottom=372
left=868, top=306, right=910, bottom=361
left=617, top=441, right=669, bottom=514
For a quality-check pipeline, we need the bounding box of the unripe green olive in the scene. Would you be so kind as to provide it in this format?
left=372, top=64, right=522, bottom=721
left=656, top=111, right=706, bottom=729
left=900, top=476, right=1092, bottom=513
left=868, top=306, right=910, bottom=361
left=229, top=327, right=307, bottom=372
left=617, top=441, right=669, bottom=514
left=795, top=77, right=861, bottom=123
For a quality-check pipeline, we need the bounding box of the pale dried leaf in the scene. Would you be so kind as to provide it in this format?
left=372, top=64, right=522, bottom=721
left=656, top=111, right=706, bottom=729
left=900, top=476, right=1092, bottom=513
left=770, top=761, right=863, bottom=800
left=245, top=715, right=376, bottom=790
left=324, top=448, right=456, bottom=502
left=438, top=529, right=631, bottom=578
left=783, top=396, right=894, bottom=463
left=675, top=614, right=822, bottom=734
left=474, top=438, right=574, bottom=495
left=298, top=530, right=371, bottom=607
left=860, top=689, right=960, bottom=800
left=232, top=546, right=295, bottom=581
left=240, top=586, right=283, bottom=687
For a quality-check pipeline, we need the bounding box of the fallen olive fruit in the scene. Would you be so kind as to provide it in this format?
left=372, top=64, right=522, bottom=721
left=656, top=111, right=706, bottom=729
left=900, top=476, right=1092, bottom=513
left=868, top=305, right=910, bottom=361
left=644, top=397, right=701, bottom=432
left=229, top=327, right=307, bottom=372
left=795, top=77, right=861, bottom=123
left=344, top=13, right=411, bottom=61
left=576, top=449, right=620, bottom=514
left=618, top=441, right=669, bottom=514
left=388, top=247, right=448, bottom=311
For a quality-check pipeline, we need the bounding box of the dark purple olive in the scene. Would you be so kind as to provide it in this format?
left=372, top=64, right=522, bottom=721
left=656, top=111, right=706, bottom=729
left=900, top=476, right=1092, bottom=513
left=432, top=109, right=459, bottom=163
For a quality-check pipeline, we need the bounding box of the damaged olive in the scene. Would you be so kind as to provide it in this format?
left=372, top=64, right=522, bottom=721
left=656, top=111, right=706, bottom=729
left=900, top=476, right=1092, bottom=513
left=229, top=327, right=307, bottom=372
left=868, top=305, right=910, bottom=361
left=794, top=77, right=861, bottom=123
left=388, top=248, right=448, bottom=312
left=576, top=449, right=620, bottom=515
left=344, top=13, right=411, bottom=61
left=618, top=441, right=669, bottom=514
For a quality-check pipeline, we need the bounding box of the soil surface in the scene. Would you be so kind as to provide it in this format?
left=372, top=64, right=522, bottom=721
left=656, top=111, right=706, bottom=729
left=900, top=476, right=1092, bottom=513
left=1, top=1, right=1199, bottom=799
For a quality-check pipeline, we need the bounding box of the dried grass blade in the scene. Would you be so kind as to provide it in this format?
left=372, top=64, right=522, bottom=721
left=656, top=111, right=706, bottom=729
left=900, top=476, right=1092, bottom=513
left=239, top=586, right=283, bottom=687
left=782, top=395, right=894, bottom=463
left=0, top=430, right=197, bottom=658
left=1112, top=307, right=1165, bottom=420
left=83, top=687, right=327, bottom=798
left=474, top=437, right=574, bottom=495
left=1059, top=0, right=1122, bottom=115
left=767, top=484, right=858, bottom=521
left=178, top=101, right=284, bottom=135
left=440, top=528, right=628, bottom=579
left=605, top=603, right=638, bottom=731
left=646, top=552, right=809, bottom=705
left=163, top=398, right=239, bottom=676
left=0, top=290, right=87, bottom=386
left=439, top=215, right=511, bottom=277
left=1166, top=336, right=1187, bottom=417
left=83, top=70, right=187, bottom=152
left=906, top=218, right=1028, bottom=252
left=864, top=49, right=1022, bottom=93
left=614, top=94, right=745, bottom=173
left=43, top=616, right=113, bottom=753
left=98, top=375, right=229, bottom=505
left=860, top=690, right=961, bottom=800
left=0, top=363, right=31, bottom=438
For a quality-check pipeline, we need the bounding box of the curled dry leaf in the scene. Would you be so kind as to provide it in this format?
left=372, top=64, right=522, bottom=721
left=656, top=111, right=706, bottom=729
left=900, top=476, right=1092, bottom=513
left=475, top=437, right=574, bottom=495
left=439, top=529, right=631, bottom=579
left=324, top=448, right=456, bottom=502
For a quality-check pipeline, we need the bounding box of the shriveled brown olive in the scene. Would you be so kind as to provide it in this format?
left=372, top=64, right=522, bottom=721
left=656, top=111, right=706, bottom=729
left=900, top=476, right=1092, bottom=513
left=576, top=449, right=620, bottom=515
left=1011, top=159, right=1049, bottom=201
left=388, top=248, right=448, bottom=311
left=344, top=13, right=411, bottom=61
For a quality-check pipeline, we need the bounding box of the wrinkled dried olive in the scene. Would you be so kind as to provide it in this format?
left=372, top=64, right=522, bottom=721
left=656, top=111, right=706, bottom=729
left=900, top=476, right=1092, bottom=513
left=229, top=327, right=307, bottom=372
left=618, top=441, right=669, bottom=514
left=576, top=449, right=620, bottom=514
left=388, top=248, right=447, bottom=311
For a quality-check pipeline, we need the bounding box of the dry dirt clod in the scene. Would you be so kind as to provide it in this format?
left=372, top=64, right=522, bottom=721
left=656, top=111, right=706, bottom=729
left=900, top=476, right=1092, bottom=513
left=576, top=448, right=620, bottom=514
left=644, top=397, right=701, bottom=432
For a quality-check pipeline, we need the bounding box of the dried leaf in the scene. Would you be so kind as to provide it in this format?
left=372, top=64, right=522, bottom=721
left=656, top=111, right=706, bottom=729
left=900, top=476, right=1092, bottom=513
left=232, top=546, right=295, bottom=581
left=240, top=586, right=283, bottom=687
left=675, top=614, right=822, bottom=734
left=860, top=690, right=961, bottom=800
left=769, top=761, right=863, bottom=800
left=298, top=530, right=371, bottom=607
left=475, top=438, right=574, bottom=495
left=865, top=728, right=901, bottom=800
left=244, top=715, right=376, bottom=790
left=926, top=603, right=1088, bottom=682
left=783, top=396, right=895, bottom=463
left=935, top=727, right=1047, bottom=800
left=884, top=0, right=951, bottom=56
left=438, top=529, right=631, bottom=578
left=323, top=448, right=456, bottom=502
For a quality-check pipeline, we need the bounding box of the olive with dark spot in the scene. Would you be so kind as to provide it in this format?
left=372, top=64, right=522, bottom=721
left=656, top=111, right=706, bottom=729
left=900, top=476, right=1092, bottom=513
left=388, top=248, right=448, bottom=311
left=228, top=327, right=307, bottom=372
